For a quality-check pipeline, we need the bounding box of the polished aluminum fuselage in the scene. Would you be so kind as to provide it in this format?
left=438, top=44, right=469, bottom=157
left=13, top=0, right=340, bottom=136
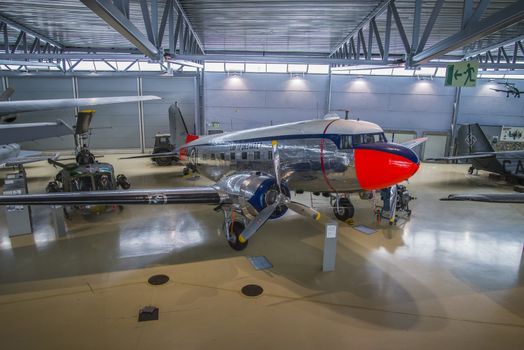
left=183, top=118, right=384, bottom=193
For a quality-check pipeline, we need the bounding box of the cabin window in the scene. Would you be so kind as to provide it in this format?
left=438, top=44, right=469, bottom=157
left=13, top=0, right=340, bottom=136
left=202, top=153, right=208, bottom=160
left=230, top=152, right=236, bottom=160
left=352, top=133, right=386, bottom=146
left=220, top=153, right=225, bottom=160
left=254, top=151, right=260, bottom=160
left=268, top=151, right=272, bottom=160
left=211, top=153, right=216, bottom=160
left=340, top=135, right=352, bottom=149
left=241, top=152, right=247, bottom=160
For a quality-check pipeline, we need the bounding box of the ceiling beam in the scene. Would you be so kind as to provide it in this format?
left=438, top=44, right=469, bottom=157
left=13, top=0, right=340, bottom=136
left=0, top=13, right=63, bottom=49
left=411, top=0, right=524, bottom=65
left=463, top=34, right=524, bottom=58
left=329, top=0, right=392, bottom=56
left=80, top=0, right=160, bottom=59
left=172, top=0, right=204, bottom=54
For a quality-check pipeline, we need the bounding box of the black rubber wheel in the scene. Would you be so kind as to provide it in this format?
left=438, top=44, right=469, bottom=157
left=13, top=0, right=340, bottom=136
left=153, top=148, right=173, bottom=166
left=227, top=221, right=248, bottom=251
left=333, top=198, right=355, bottom=221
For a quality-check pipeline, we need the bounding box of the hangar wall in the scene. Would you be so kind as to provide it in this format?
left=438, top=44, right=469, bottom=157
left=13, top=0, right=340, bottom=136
left=2, top=73, right=523, bottom=154
left=2, top=76, right=196, bottom=151
left=205, top=72, right=524, bottom=135
left=204, top=73, right=329, bottom=131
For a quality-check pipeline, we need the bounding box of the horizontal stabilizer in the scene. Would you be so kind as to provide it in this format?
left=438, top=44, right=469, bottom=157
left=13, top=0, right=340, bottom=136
left=442, top=193, right=524, bottom=203
left=120, top=151, right=179, bottom=160
left=400, top=137, right=427, bottom=150
left=427, top=153, right=495, bottom=161
left=0, top=95, right=161, bottom=115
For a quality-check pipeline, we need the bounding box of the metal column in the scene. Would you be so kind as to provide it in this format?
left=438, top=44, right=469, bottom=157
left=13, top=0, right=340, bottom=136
left=137, top=77, right=146, bottom=152
left=449, top=87, right=462, bottom=156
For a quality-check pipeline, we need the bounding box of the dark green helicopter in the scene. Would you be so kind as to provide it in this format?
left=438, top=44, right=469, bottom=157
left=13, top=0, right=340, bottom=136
left=46, top=110, right=131, bottom=216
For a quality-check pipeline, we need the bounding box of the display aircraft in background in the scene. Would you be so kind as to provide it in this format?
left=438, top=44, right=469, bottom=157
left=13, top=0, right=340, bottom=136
left=45, top=110, right=131, bottom=217
left=442, top=193, right=524, bottom=203
left=428, top=123, right=524, bottom=183
left=0, top=107, right=426, bottom=250
left=490, top=82, right=520, bottom=98
left=0, top=88, right=160, bottom=168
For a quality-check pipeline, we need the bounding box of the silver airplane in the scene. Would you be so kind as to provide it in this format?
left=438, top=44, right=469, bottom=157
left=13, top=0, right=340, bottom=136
left=0, top=109, right=425, bottom=250
left=0, top=87, right=160, bottom=168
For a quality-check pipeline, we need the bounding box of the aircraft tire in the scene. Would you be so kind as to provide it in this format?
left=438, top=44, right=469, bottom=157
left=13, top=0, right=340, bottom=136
left=333, top=198, right=355, bottom=221
left=153, top=148, right=173, bottom=166
left=227, top=221, right=249, bottom=251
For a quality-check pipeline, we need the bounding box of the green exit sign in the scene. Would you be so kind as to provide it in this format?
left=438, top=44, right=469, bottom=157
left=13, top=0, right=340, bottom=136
left=445, top=60, right=479, bottom=87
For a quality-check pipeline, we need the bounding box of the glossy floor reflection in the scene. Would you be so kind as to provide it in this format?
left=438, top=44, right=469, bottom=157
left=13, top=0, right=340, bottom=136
left=0, top=156, right=523, bottom=349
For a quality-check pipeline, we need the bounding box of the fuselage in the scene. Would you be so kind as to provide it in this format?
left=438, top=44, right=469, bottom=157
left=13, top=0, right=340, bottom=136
left=182, top=118, right=420, bottom=193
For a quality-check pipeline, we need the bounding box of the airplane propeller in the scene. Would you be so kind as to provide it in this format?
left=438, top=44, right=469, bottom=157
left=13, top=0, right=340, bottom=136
left=237, top=140, right=322, bottom=243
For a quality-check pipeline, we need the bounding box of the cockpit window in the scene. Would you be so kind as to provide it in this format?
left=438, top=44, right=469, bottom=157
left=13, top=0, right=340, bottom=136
left=71, top=176, right=93, bottom=191
left=339, top=133, right=386, bottom=149
left=95, top=173, right=113, bottom=190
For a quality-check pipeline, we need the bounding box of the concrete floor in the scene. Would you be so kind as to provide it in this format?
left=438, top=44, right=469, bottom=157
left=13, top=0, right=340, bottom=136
left=0, top=156, right=523, bottom=349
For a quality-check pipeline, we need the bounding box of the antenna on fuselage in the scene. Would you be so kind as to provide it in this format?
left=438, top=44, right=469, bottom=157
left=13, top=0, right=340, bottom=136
left=333, top=109, right=350, bottom=120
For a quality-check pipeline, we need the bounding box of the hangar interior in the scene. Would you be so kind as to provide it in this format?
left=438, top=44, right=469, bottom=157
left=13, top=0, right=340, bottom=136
left=0, top=1, right=523, bottom=349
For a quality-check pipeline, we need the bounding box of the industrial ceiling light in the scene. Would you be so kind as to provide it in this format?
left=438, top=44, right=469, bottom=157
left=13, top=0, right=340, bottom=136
left=288, top=64, right=307, bottom=74
left=225, top=62, right=246, bottom=73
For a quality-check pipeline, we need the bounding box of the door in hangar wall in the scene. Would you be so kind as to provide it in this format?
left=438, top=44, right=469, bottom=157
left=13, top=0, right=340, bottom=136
left=422, top=133, right=448, bottom=161
left=384, top=131, right=416, bottom=144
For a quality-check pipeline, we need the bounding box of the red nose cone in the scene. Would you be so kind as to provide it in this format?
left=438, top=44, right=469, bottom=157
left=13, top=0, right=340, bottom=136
left=354, top=146, right=420, bottom=190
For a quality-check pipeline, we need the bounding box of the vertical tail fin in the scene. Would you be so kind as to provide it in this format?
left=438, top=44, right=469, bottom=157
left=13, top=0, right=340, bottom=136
left=168, top=102, right=198, bottom=146
left=456, top=123, right=494, bottom=155
left=169, top=102, right=198, bottom=160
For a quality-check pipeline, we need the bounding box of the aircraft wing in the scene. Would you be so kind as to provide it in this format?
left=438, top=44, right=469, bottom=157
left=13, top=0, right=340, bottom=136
left=0, top=152, right=59, bottom=168
left=490, top=88, right=508, bottom=93
left=426, top=153, right=496, bottom=161
left=0, top=120, right=74, bottom=144
left=0, top=95, right=161, bottom=115
left=0, top=187, right=223, bottom=206
left=400, top=137, right=427, bottom=149
left=441, top=193, right=524, bottom=203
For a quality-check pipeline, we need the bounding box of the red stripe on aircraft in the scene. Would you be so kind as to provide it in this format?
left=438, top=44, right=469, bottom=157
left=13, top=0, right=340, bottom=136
left=320, top=119, right=338, bottom=192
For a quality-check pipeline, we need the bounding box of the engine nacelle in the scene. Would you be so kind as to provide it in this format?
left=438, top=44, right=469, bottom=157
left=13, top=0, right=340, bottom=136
left=216, top=172, right=289, bottom=219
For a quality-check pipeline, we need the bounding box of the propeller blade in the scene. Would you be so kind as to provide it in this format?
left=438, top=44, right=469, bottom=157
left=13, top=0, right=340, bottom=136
left=287, top=201, right=321, bottom=221
left=272, top=140, right=282, bottom=193
left=238, top=201, right=279, bottom=243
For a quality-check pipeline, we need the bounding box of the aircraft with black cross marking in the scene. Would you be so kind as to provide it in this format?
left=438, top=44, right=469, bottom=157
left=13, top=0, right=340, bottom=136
left=0, top=107, right=425, bottom=250
left=428, top=123, right=524, bottom=183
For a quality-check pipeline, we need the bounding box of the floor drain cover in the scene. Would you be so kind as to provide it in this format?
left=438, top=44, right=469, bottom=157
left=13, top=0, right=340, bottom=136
left=148, top=274, right=169, bottom=285
left=241, top=284, right=263, bottom=297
